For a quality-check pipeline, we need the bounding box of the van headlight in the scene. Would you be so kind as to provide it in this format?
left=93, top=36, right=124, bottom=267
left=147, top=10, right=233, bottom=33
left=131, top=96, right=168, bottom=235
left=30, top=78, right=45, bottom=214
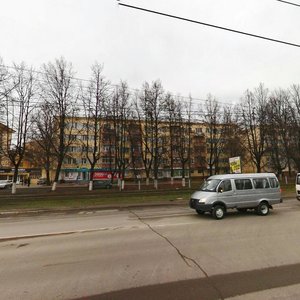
left=198, top=199, right=206, bottom=204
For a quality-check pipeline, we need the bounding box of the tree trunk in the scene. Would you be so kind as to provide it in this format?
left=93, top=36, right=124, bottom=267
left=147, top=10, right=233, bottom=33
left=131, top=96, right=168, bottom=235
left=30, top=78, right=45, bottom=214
left=89, top=168, right=94, bottom=191
left=12, top=168, right=19, bottom=194
left=52, top=159, right=63, bottom=191
left=51, top=181, right=57, bottom=191
left=46, top=169, right=51, bottom=186
left=181, top=163, right=186, bottom=187
left=12, top=183, right=17, bottom=194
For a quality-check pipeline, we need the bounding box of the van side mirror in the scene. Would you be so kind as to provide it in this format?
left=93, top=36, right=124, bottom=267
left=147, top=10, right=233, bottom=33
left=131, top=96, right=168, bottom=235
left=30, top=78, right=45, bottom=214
left=218, top=186, right=223, bottom=193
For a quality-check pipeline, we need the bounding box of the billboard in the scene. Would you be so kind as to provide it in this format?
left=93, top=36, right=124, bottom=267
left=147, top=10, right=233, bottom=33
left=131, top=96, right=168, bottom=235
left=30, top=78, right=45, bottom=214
left=92, top=171, right=120, bottom=180
left=229, top=156, right=242, bottom=174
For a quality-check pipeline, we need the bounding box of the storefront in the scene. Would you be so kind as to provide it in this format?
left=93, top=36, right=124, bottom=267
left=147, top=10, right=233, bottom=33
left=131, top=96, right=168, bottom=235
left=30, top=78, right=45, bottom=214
left=60, top=168, right=89, bottom=182
left=0, top=168, right=42, bottom=184
left=60, top=168, right=121, bottom=182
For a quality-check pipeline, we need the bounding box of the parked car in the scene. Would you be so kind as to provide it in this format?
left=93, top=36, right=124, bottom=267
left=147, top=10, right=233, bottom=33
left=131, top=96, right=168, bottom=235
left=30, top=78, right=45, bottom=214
left=92, top=180, right=112, bottom=189
left=0, top=180, right=13, bottom=189
left=296, top=173, right=300, bottom=200
left=37, top=178, right=47, bottom=185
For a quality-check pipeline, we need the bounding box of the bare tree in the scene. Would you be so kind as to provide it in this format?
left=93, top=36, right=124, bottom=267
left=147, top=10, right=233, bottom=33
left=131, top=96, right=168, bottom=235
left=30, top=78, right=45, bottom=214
left=162, top=93, right=179, bottom=184
left=288, top=84, right=300, bottom=171
left=0, top=60, right=9, bottom=165
left=221, top=106, right=245, bottom=172
left=239, top=84, right=268, bottom=173
left=133, top=85, right=152, bottom=186
left=31, top=101, right=57, bottom=185
left=127, top=119, right=143, bottom=182
left=42, top=57, right=79, bottom=191
left=192, top=129, right=207, bottom=177
left=133, top=80, right=165, bottom=188
left=2, top=63, right=36, bottom=193
left=0, top=58, right=7, bottom=98
left=202, top=95, right=224, bottom=176
left=175, top=97, right=193, bottom=187
left=0, top=58, right=9, bottom=102
left=265, top=90, right=291, bottom=175
left=82, top=63, right=110, bottom=191
left=106, top=82, right=131, bottom=190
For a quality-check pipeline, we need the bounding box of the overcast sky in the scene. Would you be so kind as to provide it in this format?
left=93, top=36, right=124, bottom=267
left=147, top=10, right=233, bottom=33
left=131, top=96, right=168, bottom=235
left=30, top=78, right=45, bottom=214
left=1, top=0, right=300, bottom=103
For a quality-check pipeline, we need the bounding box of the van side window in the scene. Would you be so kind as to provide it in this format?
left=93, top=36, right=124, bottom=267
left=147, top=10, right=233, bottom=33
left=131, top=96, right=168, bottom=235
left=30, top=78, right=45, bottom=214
left=253, top=178, right=270, bottom=189
left=269, top=178, right=279, bottom=188
left=234, top=179, right=253, bottom=190
left=219, top=180, right=232, bottom=192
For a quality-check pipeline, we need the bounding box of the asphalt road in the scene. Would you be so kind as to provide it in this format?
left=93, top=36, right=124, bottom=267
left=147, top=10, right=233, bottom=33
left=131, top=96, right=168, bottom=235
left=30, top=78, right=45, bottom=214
left=1, top=198, right=300, bottom=299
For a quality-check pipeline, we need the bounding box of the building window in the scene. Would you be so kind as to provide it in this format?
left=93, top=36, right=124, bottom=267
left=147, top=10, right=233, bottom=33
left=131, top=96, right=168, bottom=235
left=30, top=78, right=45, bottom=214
left=102, top=157, right=114, bottom=163
left=103, top=145, right=111, bottom=152
left=67, top=158, right=77, bottom=164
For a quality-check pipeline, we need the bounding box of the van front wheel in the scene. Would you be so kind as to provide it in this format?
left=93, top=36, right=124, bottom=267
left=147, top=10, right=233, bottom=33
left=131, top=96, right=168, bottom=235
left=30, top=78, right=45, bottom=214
left=212, top=205, right=225, bottom=220
left=256, top=202, right=269, bottom=216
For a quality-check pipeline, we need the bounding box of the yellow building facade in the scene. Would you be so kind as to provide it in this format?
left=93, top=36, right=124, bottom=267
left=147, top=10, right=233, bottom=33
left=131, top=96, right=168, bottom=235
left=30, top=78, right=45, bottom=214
left=31, top=117, right=260, bottom=183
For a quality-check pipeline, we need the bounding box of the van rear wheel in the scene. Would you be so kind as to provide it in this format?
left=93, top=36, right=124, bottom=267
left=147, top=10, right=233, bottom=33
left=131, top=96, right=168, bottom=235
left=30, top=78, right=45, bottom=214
left=212, top=205, right=225, bottom=220
left=256, top=202, right=269, bottom=216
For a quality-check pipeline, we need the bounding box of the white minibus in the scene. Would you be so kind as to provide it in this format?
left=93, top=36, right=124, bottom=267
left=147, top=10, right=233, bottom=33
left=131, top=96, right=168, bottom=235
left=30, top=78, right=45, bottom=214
left=190, top=173, right=282, bottom=220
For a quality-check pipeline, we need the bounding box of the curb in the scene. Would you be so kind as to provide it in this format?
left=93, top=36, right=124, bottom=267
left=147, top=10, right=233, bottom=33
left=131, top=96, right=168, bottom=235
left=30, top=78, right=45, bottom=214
left=0, top=200, right=188, bottom=218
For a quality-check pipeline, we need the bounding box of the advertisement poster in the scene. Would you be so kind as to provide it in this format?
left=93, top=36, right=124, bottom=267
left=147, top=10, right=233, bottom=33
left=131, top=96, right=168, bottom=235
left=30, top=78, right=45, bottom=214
left=229, top=156, right=242, bottom=174
left=92, top=171, right=120, bottom=180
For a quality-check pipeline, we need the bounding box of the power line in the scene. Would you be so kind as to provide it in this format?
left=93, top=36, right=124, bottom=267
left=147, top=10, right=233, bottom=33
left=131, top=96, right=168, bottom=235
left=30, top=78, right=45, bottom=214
left=0, top=64, right=235, bottom=107
left=276, top=0, right=300, bottom=8
left=118, top=2, right=300, bottom=48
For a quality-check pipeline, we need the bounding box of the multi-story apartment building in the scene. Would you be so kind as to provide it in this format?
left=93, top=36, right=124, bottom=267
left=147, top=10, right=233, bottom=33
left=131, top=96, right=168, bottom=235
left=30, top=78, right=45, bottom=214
left=33, top=117, right=258, bottom=183
left=1, top=116, right=265, bottom=184
left=57, top=117, right=209, bottom=182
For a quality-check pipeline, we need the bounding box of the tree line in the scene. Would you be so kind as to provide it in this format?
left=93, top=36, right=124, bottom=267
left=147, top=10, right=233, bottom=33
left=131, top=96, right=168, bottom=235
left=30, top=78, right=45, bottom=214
left=0, top=57, right=300, bottom=193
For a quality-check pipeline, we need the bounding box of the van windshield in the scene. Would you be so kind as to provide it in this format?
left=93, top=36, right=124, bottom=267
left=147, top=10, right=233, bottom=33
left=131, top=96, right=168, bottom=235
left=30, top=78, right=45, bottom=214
left=199, top=179, right=221, bottom=192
